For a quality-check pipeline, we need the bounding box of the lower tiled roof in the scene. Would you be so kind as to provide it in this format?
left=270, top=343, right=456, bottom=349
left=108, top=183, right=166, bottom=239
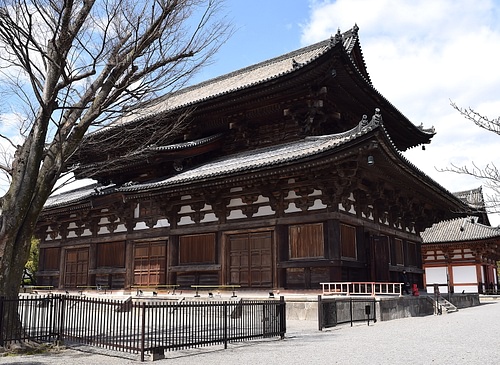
left=421, top=216, right=500, bottom=244
left=46, top=115, right=379, bottom=208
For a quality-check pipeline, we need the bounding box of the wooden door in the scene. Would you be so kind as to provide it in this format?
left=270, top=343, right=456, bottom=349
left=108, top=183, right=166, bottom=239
left=371, top=236, right=390, bottom=282
left=228, top=231, right=273, bottom=288
left=64, top=248, right=89, bottom=287
left=133, top=242, right=166, bottom=286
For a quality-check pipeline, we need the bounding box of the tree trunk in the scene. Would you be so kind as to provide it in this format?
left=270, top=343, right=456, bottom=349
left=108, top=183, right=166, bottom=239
left=0, top=192, right=41, bottom=342
left=0, top=235, right=33, bottom=343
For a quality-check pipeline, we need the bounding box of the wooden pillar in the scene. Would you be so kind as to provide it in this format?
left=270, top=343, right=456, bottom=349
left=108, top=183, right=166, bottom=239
left=125, top=239, right=134, bottom=288
left=167, top=236, right=178, bottom=285
left=447, top=262, right=454, bottom=293
left=88, top=242, right=97, bottom=286
left=275, top=225, right=287, bottom=288
left=327, top=219, right=341, bottom=282
left=219, top=232, right=227, bottom=285
left=326, top=219, right=340, bottom=260
left=475, top=263, right=483, bottom=293
left=58, top=247, right=65, bottom=289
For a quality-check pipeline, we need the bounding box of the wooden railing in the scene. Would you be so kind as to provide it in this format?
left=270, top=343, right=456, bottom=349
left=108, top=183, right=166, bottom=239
left=320, top=282, right=403, bottom=296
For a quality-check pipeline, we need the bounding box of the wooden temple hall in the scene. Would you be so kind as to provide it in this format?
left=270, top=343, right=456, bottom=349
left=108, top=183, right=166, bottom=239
left=35, top=25, right=471, bottom=291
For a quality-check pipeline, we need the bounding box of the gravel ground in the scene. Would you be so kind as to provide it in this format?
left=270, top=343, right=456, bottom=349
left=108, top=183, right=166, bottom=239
left=2, top=300, right=499, bottom=365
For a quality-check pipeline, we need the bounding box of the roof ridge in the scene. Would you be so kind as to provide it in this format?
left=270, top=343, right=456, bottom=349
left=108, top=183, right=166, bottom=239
left=104, top=26, right=361, bottom=129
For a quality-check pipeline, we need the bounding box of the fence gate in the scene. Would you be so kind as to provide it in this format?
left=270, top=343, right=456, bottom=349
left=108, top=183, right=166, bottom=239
left=318, top=295, right=377, bottom=330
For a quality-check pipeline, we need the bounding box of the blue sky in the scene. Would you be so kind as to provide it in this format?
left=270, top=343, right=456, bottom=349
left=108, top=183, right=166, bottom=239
left=192, top=0, right=500, bottom=225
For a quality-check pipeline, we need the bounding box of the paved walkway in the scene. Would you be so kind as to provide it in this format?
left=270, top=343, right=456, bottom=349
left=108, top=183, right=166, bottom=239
left=2, top=299, right=499, bottom=364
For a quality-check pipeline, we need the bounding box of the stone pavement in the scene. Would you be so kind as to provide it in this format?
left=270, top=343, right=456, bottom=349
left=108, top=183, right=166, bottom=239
left=1, top=298, right=499, bottom=364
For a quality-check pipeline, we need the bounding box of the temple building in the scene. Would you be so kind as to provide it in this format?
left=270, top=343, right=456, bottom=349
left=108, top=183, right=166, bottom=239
left=422, top=188, right=500, bottom=294
left=35, top=25, right=469, bottom=291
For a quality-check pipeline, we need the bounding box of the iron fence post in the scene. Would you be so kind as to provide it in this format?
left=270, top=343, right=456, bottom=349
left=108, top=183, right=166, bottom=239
left=224, top=301, right=228, bottom=349
left=317, top=295, right=323, bottom=331
left=140, top=302, right=146, bottom=362
left=279, top=296, right=286, bottom=339
left=58, top=295, right=65, bottom=345
left=350, top=298, right=353, bottom=327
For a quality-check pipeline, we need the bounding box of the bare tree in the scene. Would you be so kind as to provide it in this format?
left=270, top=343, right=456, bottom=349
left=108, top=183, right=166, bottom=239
left=440, top=101, right=500, bottom=214
left=0, top=0, right=230, bottom=312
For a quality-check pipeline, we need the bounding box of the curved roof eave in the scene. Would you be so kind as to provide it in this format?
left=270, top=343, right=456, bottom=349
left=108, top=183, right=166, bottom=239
left=340, top=54, right=435, bottom=145
left=86, top=27, right=363, bottom=138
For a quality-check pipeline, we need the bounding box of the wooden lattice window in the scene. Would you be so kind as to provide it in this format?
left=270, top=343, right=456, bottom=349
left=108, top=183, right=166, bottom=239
left=340, top=223, right=357, bottom=259
left=97, top=241, right=125, bottom=268
left=40, top=247, right=60, bottom=271
left=393, top=238, right=404, bottom=265
left=139, top=200, right=160, bottom=217
left=179, top=233, right=216, bottom=264
left=289, top=223, right=324, bottom=259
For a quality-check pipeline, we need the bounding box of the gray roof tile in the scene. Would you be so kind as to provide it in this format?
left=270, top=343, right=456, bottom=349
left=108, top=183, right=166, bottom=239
left=119, top=121, right=375, bottom=192
left=46, top=118, right=378, bottom=208
left=421, top=216, right=500, bottom=244
left=114, top=38, right=336, bottom=125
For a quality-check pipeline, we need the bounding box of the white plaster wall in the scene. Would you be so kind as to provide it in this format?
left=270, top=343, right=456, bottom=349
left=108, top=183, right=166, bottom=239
left=115, top=224, right=127, bottom=232
left=179, top=205, right=194, bottom=213
left=227, top=198, right=244, bottom=207
left=284, top=202, right=301, bottom=213
left=200, top=213, right=218, bottom=223
left=425, top=267, right=447, bottom=293
left=227, top=209, right=245, bottom=220
left=134, top=222, right=148, bottom=230
left=452, top=266, right=477, bottom=284
left=255, top=195, right=269, bottom=203
left=253, top=205, right=275, bottom=217
left=308, top=198, right=327, bottom=210
left=178, top=216, right=195, bottom=225
left=154, top=219, right=170, bottom=228
left=284, top=190, right=299, bottom=200
left=98, top=226, right=110, bottom=234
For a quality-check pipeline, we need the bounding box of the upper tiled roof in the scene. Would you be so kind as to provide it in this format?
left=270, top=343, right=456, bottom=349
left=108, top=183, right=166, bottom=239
left=421, top=216, right=500, bottom=244
left=111, top=27, right=362, bottom=126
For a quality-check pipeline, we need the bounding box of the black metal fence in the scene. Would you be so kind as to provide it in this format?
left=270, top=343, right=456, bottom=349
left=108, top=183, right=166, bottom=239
left=317, top=295, right=376, bottom=330
left=0, top=295, right=286, bottom=361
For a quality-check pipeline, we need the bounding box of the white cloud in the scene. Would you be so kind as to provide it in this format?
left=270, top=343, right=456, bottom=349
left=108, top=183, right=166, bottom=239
left=303, top=0, right=500, bottom=225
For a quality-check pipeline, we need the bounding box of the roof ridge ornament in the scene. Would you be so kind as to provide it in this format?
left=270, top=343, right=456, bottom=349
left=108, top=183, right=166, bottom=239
left=335, top=28, right=343, bottom=43
left=370, top=108, right=382, bottom=126
left=355, top=108, right=382, bottom=134
left=360, top=114, right=369, bottom=127
left=330, top=35, right=335, bottom=46
left=292, top=58, right=303, bottom=69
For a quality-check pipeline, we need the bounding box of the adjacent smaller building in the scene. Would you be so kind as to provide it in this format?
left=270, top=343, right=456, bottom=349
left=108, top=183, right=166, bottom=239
left=421, top=213, right=500, bottom=294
